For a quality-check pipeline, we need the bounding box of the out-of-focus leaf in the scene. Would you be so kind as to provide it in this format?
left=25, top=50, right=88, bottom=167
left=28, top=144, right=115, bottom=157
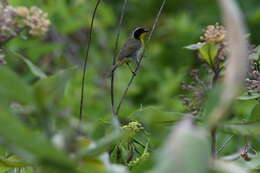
left=129, top=106, right=185, bottom=125
left=198, top=43, right=219, bottom=67
left=0, top=108, right=77, bottom=173
left=12, top=51, right=47, bottom=79
left=0, top=66, right=34, bottom=105
left=150, top=118, right=210, bottom=173
left=0, top=157, right=32, bottom=168
left=33, top=67, right=76, bottom=108
left=213, top=160, right=249, bottom=173
left=237, top=93, right=260, bottom=100
left=75, top=135, right=129, bottom=173
left=76, top=130, right=122, bottom=159
left=79, top=155, right=128, bottom=173
left=235, top=154, right=260, bottom=171
left=249, top=45, right=260, bottom=60
left=0, top=167, right=10, bottom=172
left=249, top=103, right=260, bottom=121
left=184, top=42, right=205, bottom=50
left=202, top=84, right=222, bottom=121
left=23, top=167, right=34, bottom=173
left=221, top=122, right=260, bottom=135
left=91, top=153, right=128, bottom=173
left=208, top=0, right=248, bottom=128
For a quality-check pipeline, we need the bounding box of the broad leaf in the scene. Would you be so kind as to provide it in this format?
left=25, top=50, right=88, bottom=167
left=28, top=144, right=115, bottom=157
left=129, top=106, right=185, bottom=124
left=0, top=167, right=10, bottom=172
left=249, top=45, right=260, bottom=60
left=0, top=108, right=77, bottom=173
left=249, top=103, right=260, bottom=121
left=202, top=84, right=222, bottom=121
left=0, top=157, right=32, bottom=168
left=0, top=66, right=34, bottom=105
left=237, top=93, right=260, bottom=100
left=235, top=154, right=260, bottom=171
left=150, top=118, right=210, bottom=173
left=76, top=130, right=122, bottom=159
left=199, top=43, right=219, bottom=68
left=33, top=67, right=76, bottom=108
left=184, top=42, right=205, bottom=50
left=213, top=160, right=249, bottom=173
left=222, top=122, right=260, bottom=135
left=12, top=51, right=47, bottom=79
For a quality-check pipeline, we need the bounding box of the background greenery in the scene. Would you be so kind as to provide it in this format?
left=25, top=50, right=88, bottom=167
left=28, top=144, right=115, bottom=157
left=1, top=0, right=260, bottom=172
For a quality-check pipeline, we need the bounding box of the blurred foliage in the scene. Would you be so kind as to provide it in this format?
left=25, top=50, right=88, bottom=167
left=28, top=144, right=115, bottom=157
left=0, top=0, right=260, bottom=172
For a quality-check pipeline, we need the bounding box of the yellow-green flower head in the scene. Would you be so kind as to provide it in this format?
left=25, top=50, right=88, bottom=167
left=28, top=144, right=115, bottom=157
left=22, top=6, right=50, bottom=36
left=122, top=121, right=144, bottom=133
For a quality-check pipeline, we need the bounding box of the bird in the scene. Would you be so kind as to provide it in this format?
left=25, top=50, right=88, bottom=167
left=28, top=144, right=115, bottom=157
left=110, top=27, right=149, bottom=75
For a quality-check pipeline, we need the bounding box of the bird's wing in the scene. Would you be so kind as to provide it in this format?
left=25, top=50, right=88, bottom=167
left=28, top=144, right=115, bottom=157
left=117, top=38, right=141, bottom=61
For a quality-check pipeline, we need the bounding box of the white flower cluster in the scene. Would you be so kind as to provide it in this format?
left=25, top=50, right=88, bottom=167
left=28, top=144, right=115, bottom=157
left=200, top=23, right=226, bottom=43
left=0, top=4, right=50, bottom=40
left=19, top=6, right=50, bottom=36
left=0, top=4, right=18, bottom=40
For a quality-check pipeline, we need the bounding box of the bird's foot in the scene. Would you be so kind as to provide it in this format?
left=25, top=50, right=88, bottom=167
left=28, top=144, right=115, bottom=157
left=132, top=71, right=137, bottom=76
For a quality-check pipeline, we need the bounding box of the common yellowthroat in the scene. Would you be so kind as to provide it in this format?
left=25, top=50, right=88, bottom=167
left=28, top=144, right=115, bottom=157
left=111, top=27, right=149, bottom=74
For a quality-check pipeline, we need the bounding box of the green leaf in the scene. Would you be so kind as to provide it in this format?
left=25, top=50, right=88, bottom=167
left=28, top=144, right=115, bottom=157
left=0, top=157, right=32, bottom=168
left=129, top=106, right=185, bottom=124
left=0, top=108, right=77, bottom=173
left=249, top=103, right=260, bottom=121
left=213, top=160, right=249, bottom=173
left=237, top=93, right=260, bottom=100
left=33, top=67, right=76, bottom=108
left=12, top=51, right=47, bottom=79
left=151, top=118, right=210, bottom=173
left=76, top=130, right=122, bottom=159
left=235, top=154, right=260, bottom=171
left=202, top=84, right=222, bottom=121
left=0, top=66, right=34, bottom=105
left=249, top=45, right=260, bottom=60
left=184, top=42, right=205, bottom=50
left=0, top=167, right=10, bottom=172
left=221, top=122, right=260, bottom=135
left=199, top=43, right=219, bottom=67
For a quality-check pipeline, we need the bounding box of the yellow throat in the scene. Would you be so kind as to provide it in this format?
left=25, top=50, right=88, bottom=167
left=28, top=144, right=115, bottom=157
left=139, top=32, right=147, bottom=44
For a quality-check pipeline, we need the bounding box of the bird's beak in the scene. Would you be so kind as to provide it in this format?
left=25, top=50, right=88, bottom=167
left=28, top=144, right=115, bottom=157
left=144, top=30, right=149, bottom=33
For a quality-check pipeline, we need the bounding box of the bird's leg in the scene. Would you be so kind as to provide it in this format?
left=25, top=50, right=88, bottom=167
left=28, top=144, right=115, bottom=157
left=126, top=62, right=136, bottom=76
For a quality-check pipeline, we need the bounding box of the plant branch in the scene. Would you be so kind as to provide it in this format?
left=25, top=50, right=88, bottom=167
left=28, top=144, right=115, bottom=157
left=210, top=68, right=221, bottom=156
left=79, top=0, right=101, bottom=122
left=115, top=0, right=167, bottom=116
left=110, top=0, right=128, bottom=128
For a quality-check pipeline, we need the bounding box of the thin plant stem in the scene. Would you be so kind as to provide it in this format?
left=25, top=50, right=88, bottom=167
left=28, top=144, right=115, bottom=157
left=211, top=69, right=222, bottom=156
left=110, top=0, right=128, bottom=128
left=115, top=0, right=167, bottom=116
left=217, top=135, right=234, bottom=154
left=79, top=0, right=101, bottom=123
left=211, top=128, right=217, bottom=157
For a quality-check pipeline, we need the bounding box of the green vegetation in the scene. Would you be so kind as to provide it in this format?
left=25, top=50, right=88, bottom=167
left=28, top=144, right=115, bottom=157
left=0, top=0, right=260, bottom=172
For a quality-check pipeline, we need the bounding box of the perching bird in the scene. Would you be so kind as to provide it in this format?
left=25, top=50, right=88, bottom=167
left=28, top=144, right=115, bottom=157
left=111, top=27, right=149, bottom=75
